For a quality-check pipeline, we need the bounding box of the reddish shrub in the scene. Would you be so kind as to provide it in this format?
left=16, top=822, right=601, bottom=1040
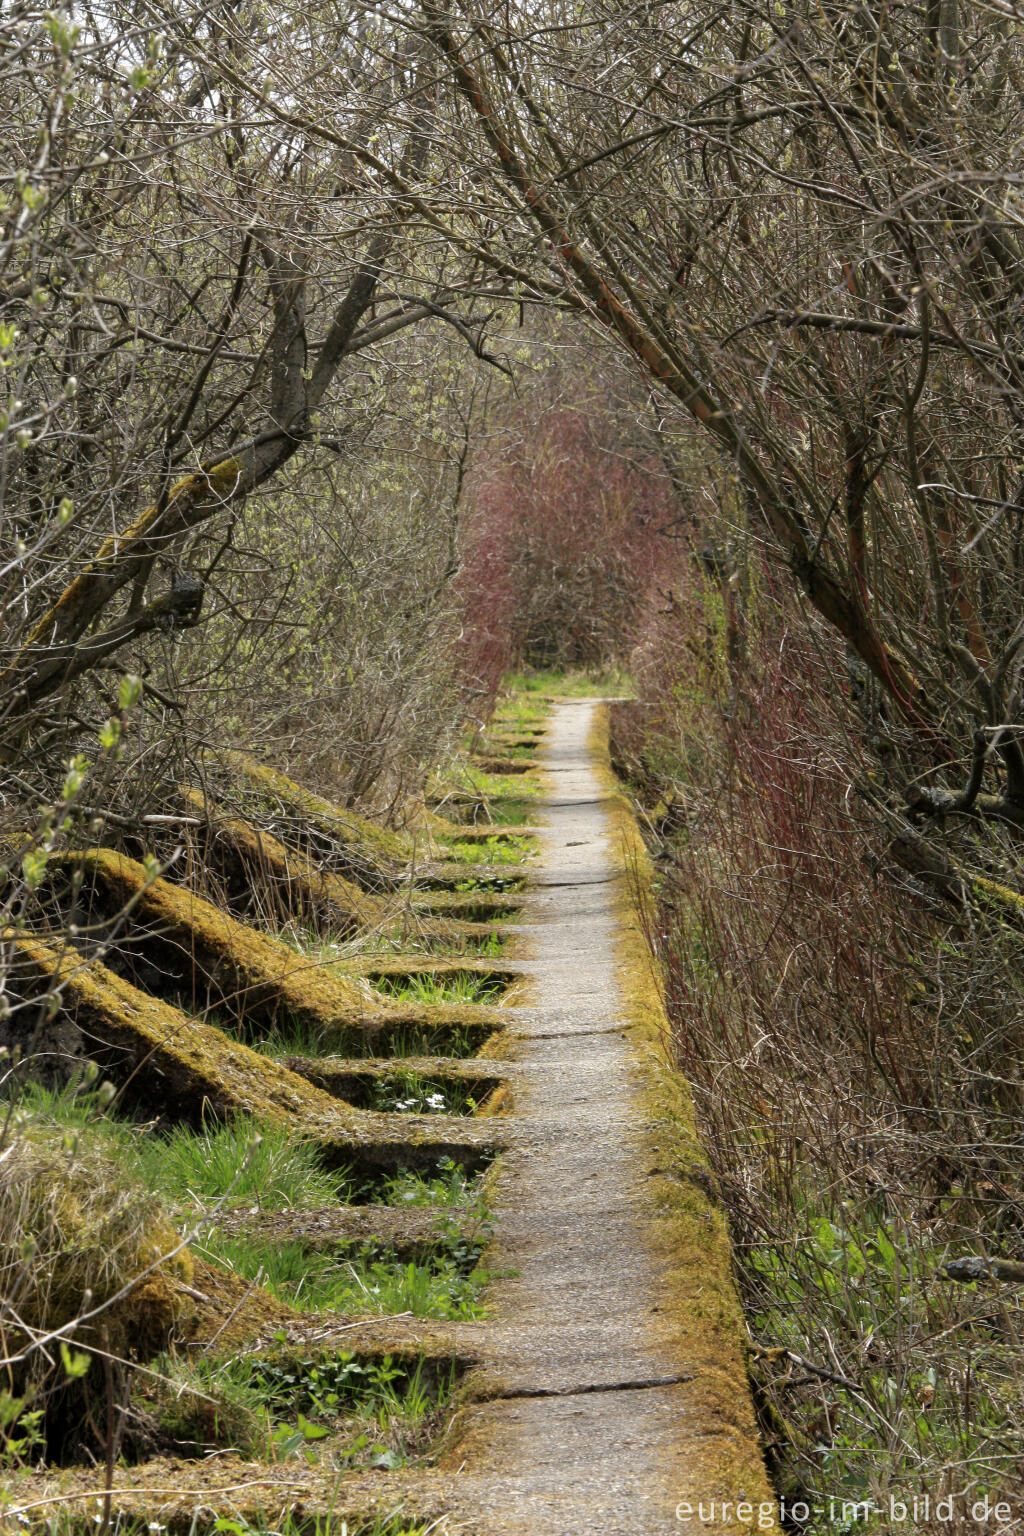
left=458, top=405, right=678, bottom=687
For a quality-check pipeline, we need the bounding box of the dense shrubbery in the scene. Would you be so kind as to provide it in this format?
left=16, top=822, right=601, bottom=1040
left=614, top=560, right=1024, bottom=1524
left=458, top=373, right=679, bottom=698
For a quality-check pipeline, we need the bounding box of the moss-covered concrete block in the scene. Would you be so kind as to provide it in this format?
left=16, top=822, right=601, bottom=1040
left=67, top=848, right=375, bottom=1034
left=221, top=753, right=409, bottom=889
left=183, top=788, right=381, bottom=934
left=10, top=933, right=508, bottom=1177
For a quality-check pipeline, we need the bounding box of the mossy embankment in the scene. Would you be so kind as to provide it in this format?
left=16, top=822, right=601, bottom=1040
left=0, top=686, right=546, bottom=1518
left=586, top=702, right=772, bottom=1500
left=216, top=752, right=410, bottom=888
left=182, top=787, right=381, bottom=934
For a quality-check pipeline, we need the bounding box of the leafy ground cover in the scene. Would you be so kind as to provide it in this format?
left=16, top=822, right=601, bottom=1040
left=444, top=835, right=537, bottom=866
left=137, top=1343, right=461, bottom=1471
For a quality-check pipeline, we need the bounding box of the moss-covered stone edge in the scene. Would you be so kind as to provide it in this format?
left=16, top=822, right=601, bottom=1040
left=587, top=701, right=775, bottom=1505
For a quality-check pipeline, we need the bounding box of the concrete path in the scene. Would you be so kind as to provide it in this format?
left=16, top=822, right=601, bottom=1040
left=5, top=699, right=769, bottom=1536
left=449, top=700, right=769, bottom=1535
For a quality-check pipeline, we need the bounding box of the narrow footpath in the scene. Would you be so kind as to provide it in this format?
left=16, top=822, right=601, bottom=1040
left=450, top=698, right=769, bottom=1534
left=5, top=698, right=769, bottom=1535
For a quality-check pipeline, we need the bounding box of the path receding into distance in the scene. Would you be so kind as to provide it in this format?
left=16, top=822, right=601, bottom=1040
left=11, top=698, right=770, bottom=1535
left=447, top=698, right=770, bottom=1534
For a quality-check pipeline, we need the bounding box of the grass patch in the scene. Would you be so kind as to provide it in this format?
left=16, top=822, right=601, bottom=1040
left=465, top=929, right=510, bottom=956
left=3, top=1084, right=347, bottom=1216
left=491, top=691, right=552, bottom=728
left=430, top=794, right=534, bottom=827
left=256, top=1013, right=342, bottom=1059
left=487, top=797, right=536, bottom=825
left=445, top=835, right=536, bottom=865
left=381, top=1157, right=485, bottom=1210
left=503, top=665, right=633, bottom=697
left=199, top=1233, right=488, bottom=1321
left=435, top=927, right=509, bottom=958
left=136, top=1120, right=349, bottom=1214
left=464, top=769, right=541, bottom=799
left=189, top=1159, right=488, bottom=1323
left=258, top=1020, right=494, bottom=1060
left=369, top=970, right=510, bottom=1006
left=291, top=1063, right=496, bottom=1115
left=433, top=765, right=542, bottom=804
left=381, top=925, right=510, bottom=958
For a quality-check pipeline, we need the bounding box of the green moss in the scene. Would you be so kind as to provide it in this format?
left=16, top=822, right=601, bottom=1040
left=67, top=848, right=374, bottom=1037
left=223, top=754, right=409, bottom=888
left=183, top=788, right=380, bottom=934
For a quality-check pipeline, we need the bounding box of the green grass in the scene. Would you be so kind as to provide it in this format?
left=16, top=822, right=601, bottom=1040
left=431, top=794, right=534, bottom=826
left=362, top=1022, right=493, bottom=1058
left=1, top=1083, right=346, bottom=1215
left=485, top=797, right=536, bottom=825
left=491, top=692, right=551, bottom=729
left=435, top=763, right=542, bottom=803
left=369, top=970, right=510, bottom=1005
left=462, top=928, right=508, bottom=957
left=255, top=1012, right=341, bottom=1058
left=367, top=1067, right=483, bottom=1116
left=378, top=921, right=511, bottom=959
left=2, top=1074, right=141, bottom=1159
left=137, top=1120, right=349, bottom=1213
left=204, top=1517, right=435, bottom=1536
left=191, top=1155, right=489, bottom=1324
left=503, top=666, right=633, bottom=697
left=445, top=834, right=537, bottom=865
left=201, top=1234, right=488, bottom=1321
left=256, top=1019, right=493, bottom=1060
left=382, top=1157, right=484, bottom=1210
left=394, top=926, right=509, bottom=957
left=464, top=768, right=542, bottom=799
